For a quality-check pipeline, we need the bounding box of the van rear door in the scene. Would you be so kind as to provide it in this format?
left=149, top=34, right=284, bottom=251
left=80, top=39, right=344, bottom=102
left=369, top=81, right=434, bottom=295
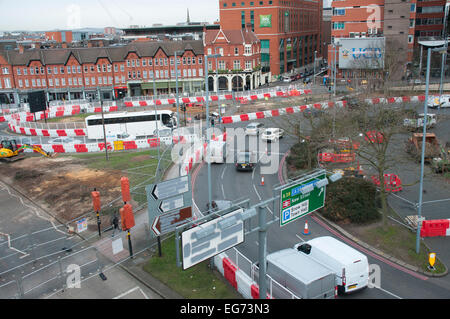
left=344, top=257, right=369, bottom=292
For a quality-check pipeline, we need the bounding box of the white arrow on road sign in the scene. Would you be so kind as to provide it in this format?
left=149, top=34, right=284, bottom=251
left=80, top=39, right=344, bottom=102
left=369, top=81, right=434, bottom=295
left=151, top=175, right=189, bottom=200
left=152, top=216, right=161, bottom=236
left=158, top=195, right=184, bottom=214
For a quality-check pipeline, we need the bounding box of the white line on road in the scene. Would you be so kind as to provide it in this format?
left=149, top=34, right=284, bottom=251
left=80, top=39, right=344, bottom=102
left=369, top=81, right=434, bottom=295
left=374, top=286, right=403, bottom=299
left=113, top=286, right=149, bottom=299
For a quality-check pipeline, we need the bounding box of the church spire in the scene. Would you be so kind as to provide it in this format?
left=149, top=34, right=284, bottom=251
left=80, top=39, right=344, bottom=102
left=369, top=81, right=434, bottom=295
left=187, top=8, right=190, bottom=24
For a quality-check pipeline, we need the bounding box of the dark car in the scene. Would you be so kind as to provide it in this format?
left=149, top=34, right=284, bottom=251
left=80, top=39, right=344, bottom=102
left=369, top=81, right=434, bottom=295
left=303, top=77, right=311, bottom=84
left=295, top=74, right=302, bottom=80
left=235, top=151, right=256, bottom=171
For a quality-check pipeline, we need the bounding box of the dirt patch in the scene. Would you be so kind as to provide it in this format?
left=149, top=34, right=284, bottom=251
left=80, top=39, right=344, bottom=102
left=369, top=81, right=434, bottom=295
left=130, top=155, right=152, bottom=162
left=0, top=156, right=122, bottom=222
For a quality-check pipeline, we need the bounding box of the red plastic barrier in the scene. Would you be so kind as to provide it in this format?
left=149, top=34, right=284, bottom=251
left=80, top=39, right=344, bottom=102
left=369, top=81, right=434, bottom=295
left=221, top=116, right=232, bottom=124
left=255, top=112, right=265, bottom=119
left=222, top=258, right=237, bottom=289
left=124, top=101, right=133, bottom=107
left=123, top=141, right=137, bottom=150
left=56, top=111, right=64, bottom=117
left=271, top=109, right=280, bottom=117
left=251, top=285, right=259, bottom=299
left=29, top=129, right=37, bottom=136
left=250, top=95, right=258, bottom=100
left=421, top=220, right=450, bottom=237
left=74, top=129, right=86, bottom=136
left=41, top=129, right=50, bottom=137
left=74, top=144, right=88, bottom=153
left=286, top=107, right=294, bottom=113
left=26, top=115, right=34, bottom=122
left=56, top=130, right=67, bottom=137
left=148, top=138, right=160, bottom=147
left=52, top=145, right=65, bottom=153
left=0, top=116, right=5, bottom=122
left=182, top=97, right=190, bottom=103
left=224, top=94, right=233, bottom=100
left=240, top=114, right=249, bottom=121
left=139, top=101, right=148, bottom=106
left=313, top=103, right=322, bottom=109
left=19, top=128, right=26, bottom=135
left=211, top=95, right=219, bottom=101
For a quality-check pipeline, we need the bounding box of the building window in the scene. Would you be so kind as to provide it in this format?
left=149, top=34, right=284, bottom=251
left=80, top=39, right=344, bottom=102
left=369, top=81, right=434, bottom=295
left=18, top=79, right=23, bottom=87
left=218, top=60, right=226, bottom=70
left=72, top=66, right=76, bottom=73
left=241, top=11, right=245, bottom=29
left=198, top=57, right=203, bottom=65
left=120, top=64, right=125, bottom=72
left=107, top=65, right=112, bottom=72
left=30, top=67, right=34, bottom=75
left=410, top=4, right=415, bottom=12
left=142, top=60, right=146, bottom=67
left=17, top=68, right=21, bottom=75
left=233, top=60, right=241, bottom=69
left=23, top=68, right=28, bottom=75
left=192, top=57, right=196, bottom=65
left=245, top=60, right=252, bottom=70
left=234, top=47, right=239, bottom=55
left=67, top=66, right=71, bottom=74
left=408, top=35, right=414, bottom=43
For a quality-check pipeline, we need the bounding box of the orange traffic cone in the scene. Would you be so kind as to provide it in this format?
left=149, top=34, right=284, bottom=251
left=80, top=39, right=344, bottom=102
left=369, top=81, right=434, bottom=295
left=261, top=176, right=265, bottom=186
left=303, top=220, right=310, bottom=235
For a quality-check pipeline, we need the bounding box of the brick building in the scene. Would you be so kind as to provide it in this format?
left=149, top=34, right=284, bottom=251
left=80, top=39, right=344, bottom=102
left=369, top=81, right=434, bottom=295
left=204, top=24, right=263, bottom=91
left=219, top=0, right=323, bottom=77
left=328, top=0, right=446, bottom=81
left=0, top=40, right=205, bottom=103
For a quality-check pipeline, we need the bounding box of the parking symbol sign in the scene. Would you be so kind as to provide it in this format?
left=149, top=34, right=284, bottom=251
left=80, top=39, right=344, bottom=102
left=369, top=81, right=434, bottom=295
left=282, top=209, right=291, bottom=223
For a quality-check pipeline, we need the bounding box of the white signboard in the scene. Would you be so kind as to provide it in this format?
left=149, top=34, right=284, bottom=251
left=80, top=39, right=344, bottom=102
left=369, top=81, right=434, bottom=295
left=181, top=208, right=244, bottom=270
left=112, top=238, right=124, bottom=255
left=338, top=37, right=385, bottom=69
left=76, top=218, right=88, bottom=233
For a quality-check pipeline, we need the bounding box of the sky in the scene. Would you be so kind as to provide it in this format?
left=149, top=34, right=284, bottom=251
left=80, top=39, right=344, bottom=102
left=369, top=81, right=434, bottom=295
left=0, top=0, right=221, bottom=31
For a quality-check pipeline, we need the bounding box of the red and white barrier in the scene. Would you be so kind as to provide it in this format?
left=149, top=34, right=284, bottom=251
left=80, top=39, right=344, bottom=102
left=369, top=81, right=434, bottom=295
left=420, top=219, right=450, bottom=238
left=123, top=89, right=312, bottom=108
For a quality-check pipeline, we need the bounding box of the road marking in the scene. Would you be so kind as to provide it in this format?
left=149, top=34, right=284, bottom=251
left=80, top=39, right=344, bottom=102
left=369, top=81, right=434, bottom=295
left=374, top=286, right=402, bottom=299
left=295, top=234, right=306, bottom=243
left=113, top=286, right=149, bottom=299
left=253, top=183, right=262, bottom=201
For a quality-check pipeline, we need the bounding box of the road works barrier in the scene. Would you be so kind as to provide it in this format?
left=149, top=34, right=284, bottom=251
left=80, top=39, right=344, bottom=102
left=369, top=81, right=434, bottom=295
left=420, top=219, right=450, bottom=238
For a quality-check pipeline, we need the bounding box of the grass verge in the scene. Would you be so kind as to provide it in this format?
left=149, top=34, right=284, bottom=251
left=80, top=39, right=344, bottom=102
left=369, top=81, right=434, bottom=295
left=143, top=236, right=242, bottom=299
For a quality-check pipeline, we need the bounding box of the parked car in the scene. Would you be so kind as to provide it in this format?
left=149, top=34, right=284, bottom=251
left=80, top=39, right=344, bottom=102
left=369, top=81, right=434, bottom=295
left=105, top=131, right=135, bottom=142
left=261, top=128, right=284, bottom=142
left=282, top=76, right=292, bottom=83
left=303, top=77, right=311, bottom=84
left=245, top=122, right=265, bottom=136
left=294, top=236, right=369, bottom=294
left=48, top=137, right=82, bottom=144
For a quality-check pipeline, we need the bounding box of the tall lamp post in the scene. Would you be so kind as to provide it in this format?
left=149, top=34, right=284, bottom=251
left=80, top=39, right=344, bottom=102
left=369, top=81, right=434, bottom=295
left=204, top=53, right=221, bottom=211
left=438, top=3, right=449, bottom=105
left=174, top=50, right=184, bottom=131
left=416, top=40, right=445, bottom=254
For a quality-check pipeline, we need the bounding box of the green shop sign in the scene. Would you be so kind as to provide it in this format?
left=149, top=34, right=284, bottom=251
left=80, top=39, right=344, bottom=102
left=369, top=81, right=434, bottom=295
left=259, top=14, right=272, bottom=28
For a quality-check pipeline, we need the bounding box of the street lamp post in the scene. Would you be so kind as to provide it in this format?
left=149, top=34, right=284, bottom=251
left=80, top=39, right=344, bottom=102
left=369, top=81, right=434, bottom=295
left=174, top=50, right=184, bottom=130
left=416, top=41, right=446, bottom=254
left=204, top=53, right=221, bottom=211
left=313, top=50, right=317, bottom=85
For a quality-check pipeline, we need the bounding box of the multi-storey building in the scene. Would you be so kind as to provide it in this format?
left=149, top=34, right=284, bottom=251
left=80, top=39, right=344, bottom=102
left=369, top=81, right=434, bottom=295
left=219, top=0, right=323, bottom=77
left=204, top=24, right=263, bottom=91
left=0, top=40, right=205, bottom=103
left=328, top=0, right=446, bottom=81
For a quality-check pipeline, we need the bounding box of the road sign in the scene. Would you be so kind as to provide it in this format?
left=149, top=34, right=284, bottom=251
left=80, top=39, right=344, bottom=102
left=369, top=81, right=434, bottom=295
left=280, top=172, right=326, bottom=227
left=152, top=206, right=192, bottom=236
left=150, top=175, right=189, bottom=200
left=76, top=217, right=88, bottom=233
left=181, top=208, right=244, bottom=270
left=146, top=175, right=193, bottom=237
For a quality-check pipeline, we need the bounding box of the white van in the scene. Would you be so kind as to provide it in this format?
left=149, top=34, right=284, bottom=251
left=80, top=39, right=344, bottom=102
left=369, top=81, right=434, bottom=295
left=428, top=95, right=450, bottom=108
left=206, top=140, right=227, bottom=164
left=294, top=236, right=369, bottom=294
left=105, top=131, right=135, bottom=142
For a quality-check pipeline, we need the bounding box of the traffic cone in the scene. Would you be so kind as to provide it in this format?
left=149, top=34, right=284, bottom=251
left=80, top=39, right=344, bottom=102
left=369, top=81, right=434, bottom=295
left=261, top=176, right=265, bottom=186
left=303, top=220, right=310, bottom=235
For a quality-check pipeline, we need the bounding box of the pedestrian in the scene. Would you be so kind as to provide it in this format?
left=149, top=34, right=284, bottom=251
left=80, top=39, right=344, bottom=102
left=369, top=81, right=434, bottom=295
left=111, top=213, right=119, bottom=237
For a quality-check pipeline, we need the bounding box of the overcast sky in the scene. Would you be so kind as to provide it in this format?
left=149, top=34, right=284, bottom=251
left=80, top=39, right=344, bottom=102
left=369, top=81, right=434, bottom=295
left=0, top=0, right=221, bottom=31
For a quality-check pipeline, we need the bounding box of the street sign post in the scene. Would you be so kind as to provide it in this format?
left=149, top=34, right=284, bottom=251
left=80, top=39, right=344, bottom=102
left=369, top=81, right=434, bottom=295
left=280, top=172, right=326, bottom=227
left=146, top=175, right=193, bottom=238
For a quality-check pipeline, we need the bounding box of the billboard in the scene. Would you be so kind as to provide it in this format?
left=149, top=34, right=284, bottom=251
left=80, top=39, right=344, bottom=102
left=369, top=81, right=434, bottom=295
left=338, top=37, right=385, bottom=69
left=259, top=14, right=272, bottom=28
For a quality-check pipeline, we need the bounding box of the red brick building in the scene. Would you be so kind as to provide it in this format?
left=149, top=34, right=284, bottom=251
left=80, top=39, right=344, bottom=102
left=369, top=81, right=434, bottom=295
left=219, top=0, right=323, bottom=77
left=204, top=24, right=263, bottom=90
left=328, top=0, right=446, bottom=81
left=0, top=40, right=205, bottom=103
